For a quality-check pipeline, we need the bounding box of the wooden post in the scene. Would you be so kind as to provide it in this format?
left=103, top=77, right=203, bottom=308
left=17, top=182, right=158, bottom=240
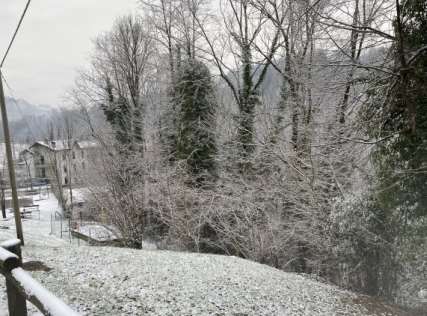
left=2, top=240, right=28, bottom=315
left=0, top=70, right=24, bottom=245
left=6, top=278, right=28, bottom=316
left=1, top=187, right=6, bottom=219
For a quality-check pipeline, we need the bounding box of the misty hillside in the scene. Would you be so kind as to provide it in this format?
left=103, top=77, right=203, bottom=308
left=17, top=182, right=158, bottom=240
left=4, top=96, right=53, bottom=121
left=1, top=97, right=99, bottom=143
left=0, top=96, right=54, bottom=142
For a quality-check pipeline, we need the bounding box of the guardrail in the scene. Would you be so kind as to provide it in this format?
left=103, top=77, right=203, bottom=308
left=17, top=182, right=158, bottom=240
left=0, top=239, right=80, bottom=316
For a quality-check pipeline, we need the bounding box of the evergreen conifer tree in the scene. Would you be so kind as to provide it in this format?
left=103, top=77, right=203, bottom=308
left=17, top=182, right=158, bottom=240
left=354, top=0, right=427, bottom=298
left=174, top=59, right=217, bottom=183
left=374, top=0, right=427, bottom=226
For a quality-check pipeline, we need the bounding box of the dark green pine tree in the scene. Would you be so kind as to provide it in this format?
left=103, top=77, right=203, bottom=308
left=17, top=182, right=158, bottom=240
left=375, top=0, right=427, bottom=224
left=355, top=0, right=427, bottom=298
left=174, top=59, right=217, bottom=184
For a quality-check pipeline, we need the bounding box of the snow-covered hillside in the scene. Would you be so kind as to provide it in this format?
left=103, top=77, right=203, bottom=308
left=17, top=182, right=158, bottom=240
left=0, top=192, right=413, bottom=316
left=10, top=245, right=414, bottom=316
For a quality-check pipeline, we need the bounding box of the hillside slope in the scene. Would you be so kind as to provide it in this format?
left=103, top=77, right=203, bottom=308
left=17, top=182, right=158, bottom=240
left=0, top=192, right=415, bottom=316
left=0, top=245, right=413, bottom=316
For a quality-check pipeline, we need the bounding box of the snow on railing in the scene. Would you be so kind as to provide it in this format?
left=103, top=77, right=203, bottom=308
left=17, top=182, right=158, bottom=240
left=0, top=239, right=80, bottom=316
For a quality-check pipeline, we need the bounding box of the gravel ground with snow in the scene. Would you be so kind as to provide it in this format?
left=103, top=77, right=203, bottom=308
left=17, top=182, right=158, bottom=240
left=0, top=191, right=412, bottom=315
left=3, top=245, right=395, bottom=316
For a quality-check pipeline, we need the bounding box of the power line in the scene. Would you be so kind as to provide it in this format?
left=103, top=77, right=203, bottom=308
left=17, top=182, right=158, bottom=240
left=0, top=0, right=32, bottom=68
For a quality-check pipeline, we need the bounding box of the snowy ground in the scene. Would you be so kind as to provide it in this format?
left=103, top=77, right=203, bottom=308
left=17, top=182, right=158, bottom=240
left=0, top=190, right=69, bottom=315
left=0, top=191, right=413, bottom=316
left=0, top=190, right=66, bottom=247
left=76, top=224, right=118, bottom=242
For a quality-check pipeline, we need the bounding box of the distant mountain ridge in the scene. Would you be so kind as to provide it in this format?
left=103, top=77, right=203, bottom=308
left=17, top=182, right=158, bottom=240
left=1, top=96, right=95, bottom=143
left=4, top=96, right=54, bottom=122
left=0, top=96, right=58, bottom=142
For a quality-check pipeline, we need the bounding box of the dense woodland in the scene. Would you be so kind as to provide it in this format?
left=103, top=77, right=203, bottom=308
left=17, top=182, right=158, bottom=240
left=39, top=0, right=427, bottom=310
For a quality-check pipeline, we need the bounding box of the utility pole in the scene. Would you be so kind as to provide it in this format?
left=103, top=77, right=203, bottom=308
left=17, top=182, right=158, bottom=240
left=0, top=69, right=24, bottom=245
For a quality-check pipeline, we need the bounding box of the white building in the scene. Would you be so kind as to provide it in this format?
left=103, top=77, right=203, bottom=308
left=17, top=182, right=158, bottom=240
left=18, top=140, right=99, bottom=187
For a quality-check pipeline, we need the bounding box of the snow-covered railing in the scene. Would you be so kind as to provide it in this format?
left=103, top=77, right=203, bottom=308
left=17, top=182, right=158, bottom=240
left=0, top=239, right=80, bottom=316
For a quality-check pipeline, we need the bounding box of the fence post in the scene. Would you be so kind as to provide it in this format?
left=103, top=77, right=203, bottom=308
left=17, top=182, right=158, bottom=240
left=68, top=218, right=72, bottom=243
left=2, top=240, right=28, bottom=316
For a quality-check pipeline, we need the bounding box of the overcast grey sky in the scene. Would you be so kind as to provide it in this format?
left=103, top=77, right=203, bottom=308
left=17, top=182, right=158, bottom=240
left=1, top=0, right=138, bottom=107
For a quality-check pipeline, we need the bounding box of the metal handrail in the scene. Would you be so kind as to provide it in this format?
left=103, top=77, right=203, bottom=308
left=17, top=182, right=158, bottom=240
left=0, top=239, right=80, bottom=316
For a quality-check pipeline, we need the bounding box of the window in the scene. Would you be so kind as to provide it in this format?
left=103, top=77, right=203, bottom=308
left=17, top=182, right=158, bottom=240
left=64, top=166, right=67, bottom=173
left=62, top=152, right=66, bottom=160
left=82, top=162, right=85, bottom=170
left=72, top=151, right=76, bottom=159
left=81, top=151, right=84, bottom=159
